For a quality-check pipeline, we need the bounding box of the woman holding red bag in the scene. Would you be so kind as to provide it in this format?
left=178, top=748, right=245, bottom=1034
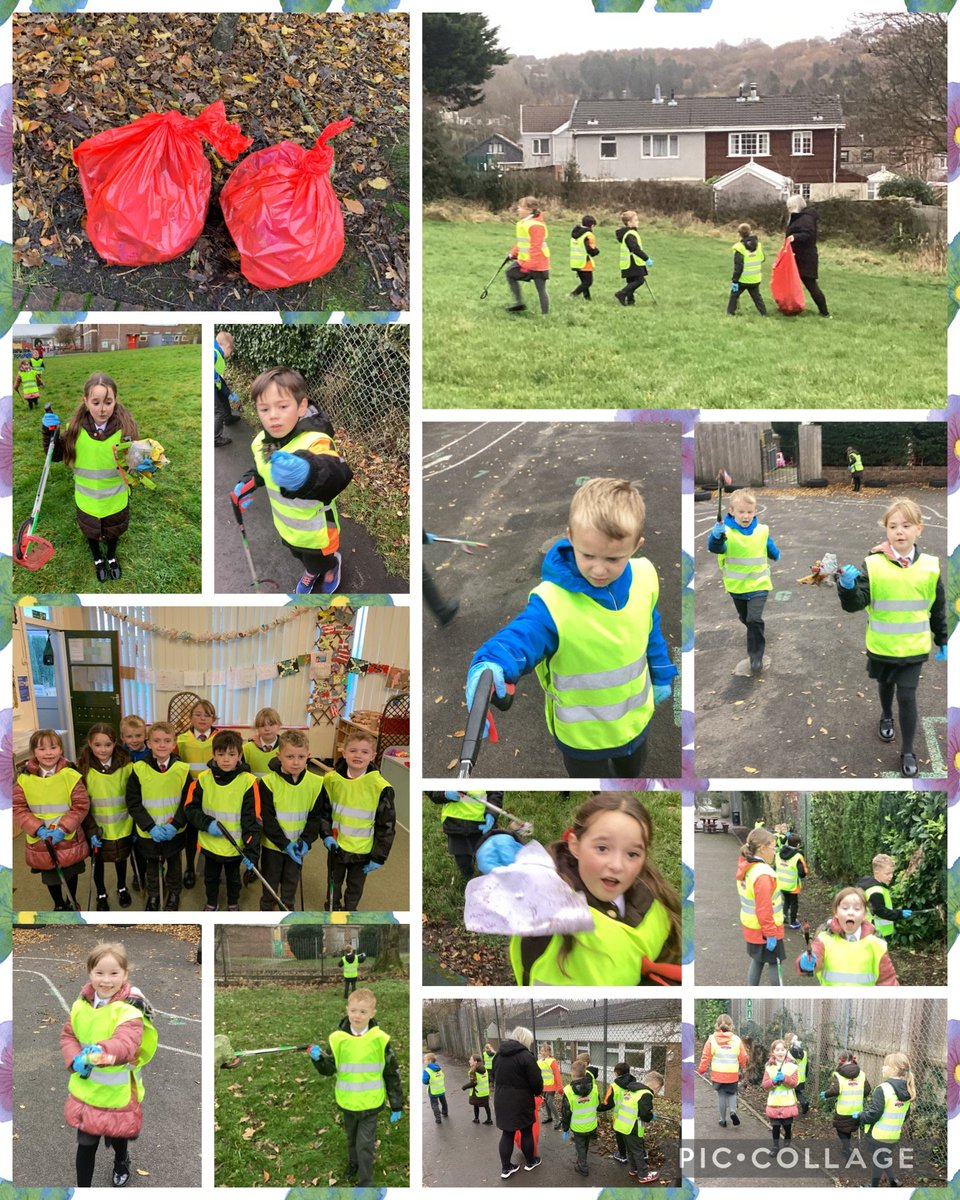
left=785, top=195, right=830, bottom=318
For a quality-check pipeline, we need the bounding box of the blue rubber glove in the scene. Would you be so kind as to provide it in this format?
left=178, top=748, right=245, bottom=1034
left=478, top=812, right=495, bottom=834
left=765, top=936, right=778, bottom=952
left=241, top=857, right=255, bottom=872
left=228, top=391, right=240, bottom=410
left=773, top=1070, right=784, bottom=1084
left=799, top=951, right=816, bottom=973
left=135, top=459, right=157, bottom=473
left=232, top=477, right=256, bottom=512
left=295, top=838, right=310, bottom=858
left=465, top=661, right=506, bottom=711
left=935, top=645, right=948, bottom=661
left=476, top=832, right=521, bottom=874
left=645, top=257, right=654, bottom=268
left=711, top=522, right=726, bottom=539
left=818, top=1091, right=826, bottom=1100
left=41, top=410, right=60, bottom=428
left=47, top=827, right=65, bottom=845
left=654, top=683, right=671, bottom=707
left=323, top=836, right=339, bottom=853
left=837, top=564, right=860, bottom=590
left=34, top=824, right=53, bottom=841
left=90, top=835, right=102, bottom=851
left=424, top=532, right=437, bottom=543
left=851, top=1111, right=861, bottom=1121
left=207, top=820, right=224, bottom=836
left=390, top=1110, right=403, bottom=1124
left=270, top=451, right=310, bottom=490
left=730, top=282, right=740, bottom=294
left=149, top=825, right=166, bottom=843
left=285, top=842, right=304, bottom=865
left=72, top=1053, right=92, bottom=1077
left=362, top=861, right=381, bottom=875
left=309, top=1044, right=323, bottom=1061
left=901, top=909, right=912, bottom=918
left=562, top=1131, right=569, bottom=1141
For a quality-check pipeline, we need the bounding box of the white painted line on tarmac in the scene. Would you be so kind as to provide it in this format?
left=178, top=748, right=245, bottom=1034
left=424, top=422, right=526, bottom=480
left=424, top=423, right=490, bottom=459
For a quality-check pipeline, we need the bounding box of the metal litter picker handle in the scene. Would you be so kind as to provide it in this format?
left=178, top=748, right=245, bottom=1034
left=457, top=669, right=514, bottom=779
left=216, top=821, right=290, bottom=912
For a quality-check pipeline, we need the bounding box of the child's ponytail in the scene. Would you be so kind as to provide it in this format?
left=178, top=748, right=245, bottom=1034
left=884, top=1052, right=916, bottom=1100
left=741, top=827, right=773, bottom=858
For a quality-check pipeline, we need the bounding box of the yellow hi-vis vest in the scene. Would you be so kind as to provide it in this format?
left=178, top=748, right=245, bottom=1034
left=342, top=954, right=360, bottom=979
left=613, top=1084, right=653, bottom=1136
left=73, top=429, right=128, bottom=519
left=532, top=559, right=657, bottom=754
left=242, top=739, right=279, bottom=779
left=733, top=239, right=764, bottom=285
left=428, top=1066, right=446, bottom=1094
left=619, top=232, right=645, bottom=271
left=214, top=343, right=226, bottom=382
left=764, top=1063, right=797, bottom=1110
left=708, top=1033, right=743, bottom=1075
left=86, top=764, right=134, bottom=840
left=194, top=769, right=257, bottom=857
left=441, top=794, right=487, bottom=822
left=816, top=931, right=887, bottom=986
left=19, top=769, right=84, bottom=845
left=538, top=1057, right=558, bottom=1089
left=176, top=731, right=214, bottom=780
left=324, top=770, right=385, bottom=854
left=515, top=215, right=549, bottom=265
left=509, top=902, right=672, bottom=986
left=863, top=883, right=895, bottom=938
left=776, top=851, right=803, bottom=893
left=865, top=554, right=938, bottom=658
left=866, top=1082, right=910, bottom=1142
left=483, top=1049, right=495, bottom=1071
left=67, top=994, right=158, bottom=1109
left=570, top=230, right=592, bottom=270
left=262, top=768, right=324, bottom=853
left=719, top=524, right=773, bottom=594
left=19, top=366, right=42, bottom=394
left=738, top=861, right=784, bottom=932
left=833, top=1071, right=866, bottom=1116
left=130, top=759, right=190, bottom=838
left=564, top=1080, right=599, bottom=1133
left=849, top=453, right=863, bottom=473
left=474, top=1070, right=490, bottom=1098
left=793, top=1048, right=808, bottom=1084
left=329, top=1027, right=390, bottom=1111
left=251, top=429, right=342, bottom=551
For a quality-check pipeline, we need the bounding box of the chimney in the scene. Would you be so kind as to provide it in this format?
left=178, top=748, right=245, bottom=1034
left=652, top=83, right=663, bottom=105
left=668, top=88, right=677, bottom=106
left=747, top=81, right=759, bottom=102
left=736, top=83, right=747, bottom=103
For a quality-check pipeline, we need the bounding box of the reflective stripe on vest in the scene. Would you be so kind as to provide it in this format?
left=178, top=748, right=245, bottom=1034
left=708, top=1034, right=742, bottom=1075
left=428, top=1067, right=446, bottom=1095
left=86, top=764, right=134, bottom=839
left=738, top=861, right=784, bottom=931
left=613, top=1085, right=652, bottom=1135
left=816, top=931, right=887, bottom=986
left=251, top=429, right=342, bottom=551
left=74, top=429, right=128, bottom=516
left=864, top=554, right=938, bottom=657
left=532, top=559, right=657, bottom=753
left=564, top=1081, right=599, bottom=1133
left=242, top=740, right=278, bottom=779
left=719, top=524, right=772, bottom=593
left=516, top=215, right=549, bottom=265
left=619, top=233, right=645, bottom=271
left=570, top=231, right=590, bottom=269
left=261, top=769, right=325, bottom=853
left=342, top=956, right=360, bottom=979
left=195, top=769, right=256, bottom=857
left=776, top=852, right=800, bottom=893
left=474, top=1071, right=490, bottom=1098
left=510, top=901, right=671, bottom=986
left=441, top=797, right=487, bottom=822
left=834, top=1072, right=865, bottom=1116
left=764, top=1064, right=796, bottom=1109
left=324, top=770, right=386, bottom=854
left=330, top=1028, right=389, bottom=1110
left=863, top=883, right=895, bottom=938
left=132, top=760, right=190, bottom=838
left=733, top=240, right=764, bottom=285
left=67, top=994, right=158, bottom=1109
left=19, top=770, right=83, bottom=843
left=538, top=1057, right=557, bottom=1088
left=869, top=1082, right=909, bottom=1142
left=177, top=731, right=214, bottom=780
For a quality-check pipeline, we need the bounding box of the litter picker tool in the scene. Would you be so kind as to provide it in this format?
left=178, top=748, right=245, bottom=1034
left=158, top=852, right=165, bottom=911
left=480, top=256, right=511, bottom=300
left=641, top=278, right=658, bottom=306
left=87, top=841, right=99, bottom=911
left=231, top=491, right=278, bottom=594
left=216, top=821, right=290, bottom=911
left=457, top=668, right=515, bottom=779
left=716, top=468, right=732, bottom=523
left=427, top=535, right=490, bottom=555
left=43, top=837, right=81, bottom=912
left=299, top=869, right=306, bottom=913
left=479, top=797, right=533, bottom=839
left=14, top=404, right=58, bottom=570
left=237, top=1043, right=312, bottom=1058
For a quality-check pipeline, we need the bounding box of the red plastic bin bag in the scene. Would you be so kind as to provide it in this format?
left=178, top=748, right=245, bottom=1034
left=770, top=238, right=805, bottom=315
left=220, top=117, right=353, bottom=290
left=73, top=100, right=252, bottom=266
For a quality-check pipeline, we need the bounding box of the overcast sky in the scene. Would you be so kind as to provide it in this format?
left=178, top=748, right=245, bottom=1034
left=421, top=1, right=906, bottom=58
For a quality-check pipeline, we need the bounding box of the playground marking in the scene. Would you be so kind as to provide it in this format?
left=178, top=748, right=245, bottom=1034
left=423, top=422, right=525, bottom=480
left=774, top=591, right=791, bottom=602
left=424, top=422, right=491, bottom=459
left=922, top=715, right=947, bottom=777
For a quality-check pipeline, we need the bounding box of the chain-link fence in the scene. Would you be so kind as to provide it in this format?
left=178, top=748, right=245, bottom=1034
left=215, top=923, right=409, bottom=986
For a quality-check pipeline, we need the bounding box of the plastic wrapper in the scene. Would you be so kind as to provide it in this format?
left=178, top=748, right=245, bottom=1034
left=114, top=438, right=169, bottom=490
left=770, top=238, right=805, bottom=315
left=798, top=550, right=838, bottom=586
left=73, top=100, right=252, bottom=266
left=464, top=840, right=595, bottom=937
left=219, top=117, right=352, bottom=290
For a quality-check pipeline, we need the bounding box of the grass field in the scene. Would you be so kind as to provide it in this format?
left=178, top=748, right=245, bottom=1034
left=424, top=213, right=944, bottom=408
left=12, top=345, right=202, bottom=594
left=215, top=980, right=409, bottom=1188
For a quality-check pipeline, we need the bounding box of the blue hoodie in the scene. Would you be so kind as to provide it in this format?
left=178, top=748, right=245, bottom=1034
left=707, top=514, right=780, bottom=600
left=423, top=1061, right=444, bottom=1088
left=469, top=539, right=677, bottom=760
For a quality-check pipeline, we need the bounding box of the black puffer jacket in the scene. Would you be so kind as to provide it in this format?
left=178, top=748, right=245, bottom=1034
left=823, top=1061, right=871, bottom=1134
left=786, top=208, right=820, bottom=276
left=492, top=1039, right=543, bottom=1131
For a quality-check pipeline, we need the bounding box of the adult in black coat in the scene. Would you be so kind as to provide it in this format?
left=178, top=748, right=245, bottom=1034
left=786, top=195, right=830, bottom=317
left=492, top=1026, right=544, bottom=1177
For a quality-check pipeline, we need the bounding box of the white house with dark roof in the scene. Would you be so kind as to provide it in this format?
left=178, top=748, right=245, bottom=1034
left=520, top=103, right=573, bottom=171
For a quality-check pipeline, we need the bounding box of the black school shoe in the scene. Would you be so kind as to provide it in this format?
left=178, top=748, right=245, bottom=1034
left=900, top=753, right=919, bottom=778
left=96, top=893, right=110, bottom=911
left=164, top=891, right=181, bottom=911
left=183, top=868, right=196, bottom=889
left=117, top=887, right=132, bottom=908
left=878, top=717, right=895, bottom=743
left=113, top=1156, right=131, bottom=1187
left=94, top=559, right=108, bottom=583
left=145, top=896, right=160, bottom=911
left=107, top=558, right=122, bottom=580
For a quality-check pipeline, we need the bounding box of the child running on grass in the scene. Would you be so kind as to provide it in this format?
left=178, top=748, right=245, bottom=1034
left=505, top=196, right=550, bottom=315
left=309, top=988, right=404, bottom=1187
left=78, top=723, right=134, bottom=911
left=762, top=1039, right=799, bottom=1159
left=837, top=497, right=946, bottom=777
left=856, top=853, right=914, bottom=942
left=14, top=355, right=44, bottom=409
left=860, top=1052, right=915, bottom=1187
left=60, top=941, right=157, bottom=1188
left=798, top=886, right=899, bottom=986
left=708, top=488, right=780, bottom=674
left=232, top=366, right=353, bottom=595
left=569, top=214, right=599, bottom=301
left=462, top=1053, right=492, bottom=1124
left=736, top=827, right=784, bottom=986
left=614, top=211, right=653, bottom=306
left=820, top=1051, right=870, bottom=1166
left=472, top=793, right=681, bottom=985
left=698, top=1012, right=747, bottom=1128
left=466, top=478, right=676, bottom=778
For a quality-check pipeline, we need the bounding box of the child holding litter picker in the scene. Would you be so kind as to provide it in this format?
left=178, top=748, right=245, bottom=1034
left=860, top=1051, right=915, bottom=1187
left=232, top=366, right=353, bottom=595
left=13, top=729, right=90, bottom=910
left=308, top=988, right=404, bottom=1187
left=60, top=941, right=157, bottom=1188
left=183, top=729, right=261, bottom=912
left=78, top=723, right=134, bottom=911
left=466, top=478, right=676, bottom=778
left=797, top=886, right=899, bottom=986
left=762, top=1039, right=799, bottom=1159
left=836, top=496, right=947, bottom=777
left=820, top=1051, right=871, bottom=1167
left=614, top=211, right=653, bottom=306
left=428, top=789, right=497, bottom=883
left=462, top=1053, right=493, bottom=1124
left=569, top=214, right=599, bottom=301
left=698, top=1012, right=747, bottom=1128
left=258, top=729, right=324, bottom=912
left=125, top=721, right=191, bottom=912
left=777, top=832, right=807, bottom=929
left=597, top=1065, right=662, bottom=1183
left=726, top=221, right=767, bottom=317
left=470, top=792, right=682, bottom=986
left=505, top=196, right=550, bottom=315
left=857, top=853, right=914, bottom=942
left=736, top=827, right=784, bottom=986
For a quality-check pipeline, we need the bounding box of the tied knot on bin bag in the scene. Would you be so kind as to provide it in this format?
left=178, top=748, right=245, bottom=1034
left=463, top=840, right=596, bottom=937
left=220, top=117, right=353, bottom=290
left=73, top=100, right=252, bottom=266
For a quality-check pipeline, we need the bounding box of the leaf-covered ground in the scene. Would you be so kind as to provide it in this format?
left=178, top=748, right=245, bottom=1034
left=13, top=12, right=409, bottom=312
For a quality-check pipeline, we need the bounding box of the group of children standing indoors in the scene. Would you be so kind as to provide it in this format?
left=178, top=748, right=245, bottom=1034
left=13, top=703, right=395, bottom=912
left=700, top=1014, right=917, bottom=1186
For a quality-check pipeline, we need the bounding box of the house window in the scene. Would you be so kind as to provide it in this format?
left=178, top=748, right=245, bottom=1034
left=600, top=135, right=618, bottom=159
left=490, top=142, right=504, bottom=156
left=840, top=148, right=849, bottom=163
left=728, top=132, right=769, bottom=157
left=861, top=148, right=874, bottom=164
left=641, top=133, right=679, bottom=158
left=934, top=153, right=947, bottom=171
left=792, top=130, right=813, bottom=155
left=792, top=183, right=811, bottom=200
left=867, top=179, right=879, bottom=200
left=532, top=137, right=550, bottom=156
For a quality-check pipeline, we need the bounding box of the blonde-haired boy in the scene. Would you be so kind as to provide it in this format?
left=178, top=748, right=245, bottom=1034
left=258, top=728, right=324, bottom=911
left=856, top=853, right=913, bottom=939
left=466, top=477, right=676, bottom=777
